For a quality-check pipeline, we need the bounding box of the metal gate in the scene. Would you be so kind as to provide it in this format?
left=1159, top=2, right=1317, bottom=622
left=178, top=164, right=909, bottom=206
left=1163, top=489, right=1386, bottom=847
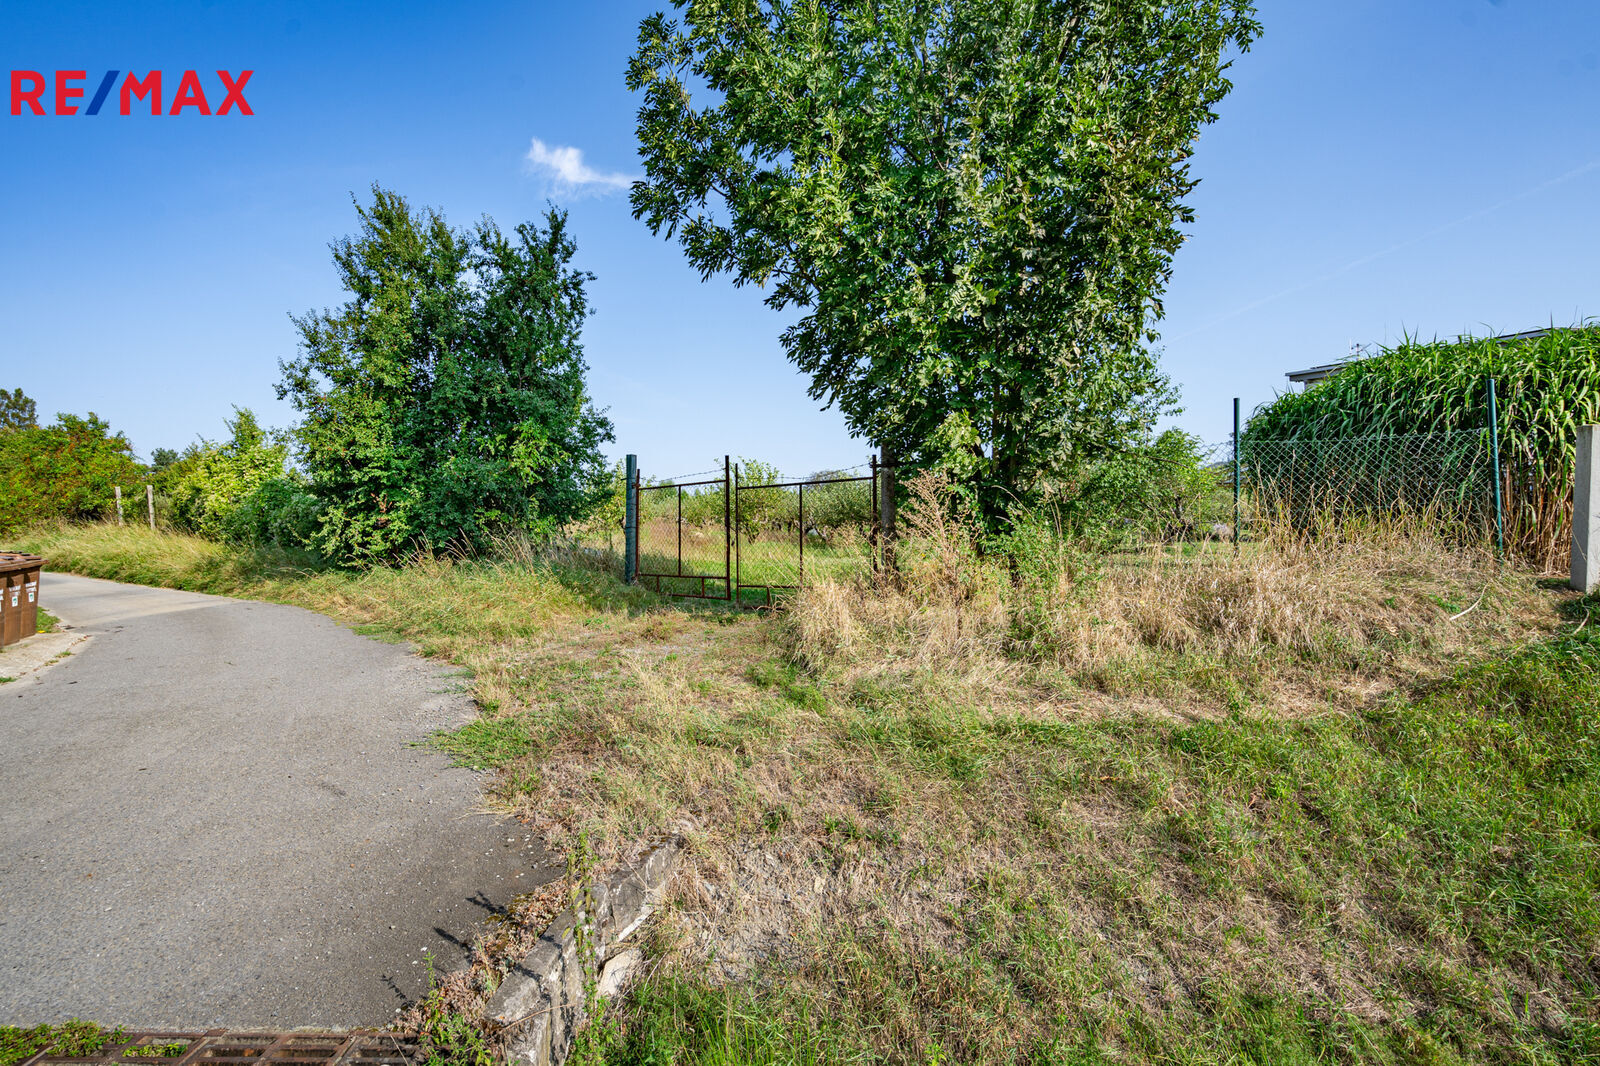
left=734, top=464, right=881, bottom=606
left=634, top=457, right=731, bottom=599
left=629, top=456, right=887, bottom=606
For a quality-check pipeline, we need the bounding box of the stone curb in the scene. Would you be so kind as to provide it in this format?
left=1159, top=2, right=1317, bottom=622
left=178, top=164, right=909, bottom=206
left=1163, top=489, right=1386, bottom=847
left=485, top=838, right=682, bottom=1065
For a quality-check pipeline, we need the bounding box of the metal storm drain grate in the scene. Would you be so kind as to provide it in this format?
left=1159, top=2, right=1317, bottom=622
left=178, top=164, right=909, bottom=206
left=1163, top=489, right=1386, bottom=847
left=16, top=1031, right=423, bottom=1066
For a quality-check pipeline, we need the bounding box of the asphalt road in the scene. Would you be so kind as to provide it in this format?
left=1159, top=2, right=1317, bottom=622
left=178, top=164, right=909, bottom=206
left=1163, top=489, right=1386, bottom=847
left=0, top=573, right=554, bottom=1028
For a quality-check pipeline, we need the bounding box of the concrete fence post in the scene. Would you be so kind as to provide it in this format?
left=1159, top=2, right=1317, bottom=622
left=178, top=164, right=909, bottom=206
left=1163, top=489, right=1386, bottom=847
left=1574, top=425, right=1599, bottom=594
left=114, top=485, right=124, bottom=526
left=146, top=484, right=155, bottom=531
left=879, top=446, right=897, bottom=572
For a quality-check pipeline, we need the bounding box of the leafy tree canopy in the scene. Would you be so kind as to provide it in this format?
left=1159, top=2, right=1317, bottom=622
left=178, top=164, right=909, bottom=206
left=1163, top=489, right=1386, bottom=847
left=629, top=0, right=1259, bottom=520
left=167, top=407, right=293, bottom=540
left=0, top=412, right=141, bottom=533
left=0, top=387, right=38, bottom=433
left=279, top=187, right=615, bottom=564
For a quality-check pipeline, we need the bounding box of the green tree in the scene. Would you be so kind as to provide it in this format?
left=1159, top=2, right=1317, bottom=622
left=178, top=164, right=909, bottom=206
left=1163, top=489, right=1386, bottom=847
left=279, top=187, right=615, bottom=564
left=148, top=447, right=180, bottom=474
left=0, top=412, right=142, bottom=533
left=167, top=408, right=294, bottom=539
left=629, top=0, right=1259, bottom=522
left=0, top=387, right=38, bottom=432
left=1056, top=428, right=1224, bottom=546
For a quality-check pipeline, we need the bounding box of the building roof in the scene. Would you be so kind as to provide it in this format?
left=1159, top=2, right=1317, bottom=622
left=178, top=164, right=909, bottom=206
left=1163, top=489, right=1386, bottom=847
left=1285, top=327, right=1560, bottom=384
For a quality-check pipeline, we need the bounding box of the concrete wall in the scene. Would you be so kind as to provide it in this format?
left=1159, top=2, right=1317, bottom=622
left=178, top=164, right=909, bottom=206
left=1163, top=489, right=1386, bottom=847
left=1575, top=425, right=1598, bottom=594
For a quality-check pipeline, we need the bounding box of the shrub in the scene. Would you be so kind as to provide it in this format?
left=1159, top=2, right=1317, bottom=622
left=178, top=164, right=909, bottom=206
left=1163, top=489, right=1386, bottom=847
left=221, top=476, right=321, bottom=550
left=0, top=413, right=143, bottom=534
left=280, top=188, right=614, bottom=564
left=1051, top=429, right=1229, bottom=548
left=167, top=408, right=292, bottom=540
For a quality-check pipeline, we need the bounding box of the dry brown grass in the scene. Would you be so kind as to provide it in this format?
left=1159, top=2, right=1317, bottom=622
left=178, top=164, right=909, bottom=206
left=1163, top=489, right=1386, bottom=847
left=22, top=520, right=1594, bottom=1062
left=789, top=473, right=1552, bottom=706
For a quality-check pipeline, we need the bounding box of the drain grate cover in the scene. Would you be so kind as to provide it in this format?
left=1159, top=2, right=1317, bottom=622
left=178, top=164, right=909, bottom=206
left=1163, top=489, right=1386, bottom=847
left=17, top=1031, right=423, bottom=1066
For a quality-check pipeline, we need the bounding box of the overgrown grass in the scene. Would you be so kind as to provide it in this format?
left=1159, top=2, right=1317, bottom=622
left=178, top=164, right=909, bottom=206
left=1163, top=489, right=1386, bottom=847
left=1, top=1021, right=125, bottom=1066
left=17, top=519, right=1596, bottom=1063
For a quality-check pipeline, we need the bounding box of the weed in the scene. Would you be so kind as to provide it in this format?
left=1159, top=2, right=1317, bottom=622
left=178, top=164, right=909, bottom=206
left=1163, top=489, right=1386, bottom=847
left=1, top=1022, right=125, bottom=1066
left=414, top=951, right=494, bottom=1066
left=121, top=1042, right=188, bottom=1058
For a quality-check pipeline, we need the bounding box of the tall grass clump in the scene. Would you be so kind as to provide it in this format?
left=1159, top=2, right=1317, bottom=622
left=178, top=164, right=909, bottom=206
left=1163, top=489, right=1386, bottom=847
left=791, top=472, right=1529, bottom=693
left=1244, top=323, right=1600, bottom=570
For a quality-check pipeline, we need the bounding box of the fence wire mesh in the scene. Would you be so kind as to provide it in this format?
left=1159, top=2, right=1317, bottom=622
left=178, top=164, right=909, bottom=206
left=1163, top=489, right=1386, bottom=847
left=734, top=470, right=880, bottom=605
left=1237, top=429, right=1494, bottom=532
left=635, top=474, right=730, bottom=599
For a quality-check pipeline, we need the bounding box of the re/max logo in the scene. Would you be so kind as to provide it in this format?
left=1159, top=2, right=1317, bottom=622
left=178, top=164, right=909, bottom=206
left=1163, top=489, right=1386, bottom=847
left=8, top=70, right=253, bottom=116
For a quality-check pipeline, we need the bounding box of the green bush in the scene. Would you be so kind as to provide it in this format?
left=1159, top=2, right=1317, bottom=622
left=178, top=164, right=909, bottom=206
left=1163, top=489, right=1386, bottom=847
left=280, top=188, right=614, bottom=564
left=0, top=413, right=143, bottom=534
left=221, top=476, right=321, bottom=550
left=1051, top=429, right=1227, bottom=548
left=167, top=408, right=293, bottom=541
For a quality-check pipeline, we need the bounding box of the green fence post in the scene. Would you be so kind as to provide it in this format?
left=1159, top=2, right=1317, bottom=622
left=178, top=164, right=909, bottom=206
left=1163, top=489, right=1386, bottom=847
left=1487, top=380, right=1504, bottom=557
left=1232, top=398, right=1241, bottom=554
left=624, top=453, right=638, bottom=584
left=723, top=455, right=731, bottom=601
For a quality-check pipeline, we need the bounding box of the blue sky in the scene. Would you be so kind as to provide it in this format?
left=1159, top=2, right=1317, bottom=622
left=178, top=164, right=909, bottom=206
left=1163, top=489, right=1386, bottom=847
left=2, top=0, right=1596, bottom=478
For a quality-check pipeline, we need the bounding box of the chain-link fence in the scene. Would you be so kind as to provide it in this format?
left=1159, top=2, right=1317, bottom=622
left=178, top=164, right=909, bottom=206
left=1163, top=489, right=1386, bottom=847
left=1236, top=429, right=1496, bottom=534
left=734, top=467, right=880, bottom=605
left=635, top=464, right=731, bottom=599
left=629, top=458, right=889, bottom=604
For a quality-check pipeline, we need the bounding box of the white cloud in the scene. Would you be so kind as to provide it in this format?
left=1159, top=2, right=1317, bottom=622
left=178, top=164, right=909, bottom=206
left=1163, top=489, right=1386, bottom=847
left=525, top=138, right=635, bottom=191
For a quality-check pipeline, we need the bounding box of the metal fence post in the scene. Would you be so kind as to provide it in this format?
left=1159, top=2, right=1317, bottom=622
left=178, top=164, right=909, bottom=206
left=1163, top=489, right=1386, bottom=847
left=1487, top=378, right=1505, bottom=557
left=734, top=462, right=741, bottom=598
left=723, top=455, right=731, bottom=601
left=1232, top=398, right=1241, bottom=553
left=1574, top=425, right=1599, bottom=593
left=869, top=454, right=880, bottom=573
left=798, top=482, right=805, bottom=585
left=623, top=453, right=638, bottom=584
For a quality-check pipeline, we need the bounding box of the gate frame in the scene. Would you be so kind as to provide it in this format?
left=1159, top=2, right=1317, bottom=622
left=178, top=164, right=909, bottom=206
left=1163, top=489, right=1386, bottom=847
left=627, top=454, right=894, bottom=606
left=633, top=456, right=732, bottom=601
left=734, top=465, right=882, bottom=607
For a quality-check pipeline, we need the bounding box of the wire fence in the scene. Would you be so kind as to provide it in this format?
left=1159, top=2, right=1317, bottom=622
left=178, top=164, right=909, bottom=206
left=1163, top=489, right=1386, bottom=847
left=1235, top=429, right=1497, bottom=537
left=624, top=419, right=1503, bottom=605
left=629, top=457, right=889, bottom=605
left=733, top=467, right=880, bottom=605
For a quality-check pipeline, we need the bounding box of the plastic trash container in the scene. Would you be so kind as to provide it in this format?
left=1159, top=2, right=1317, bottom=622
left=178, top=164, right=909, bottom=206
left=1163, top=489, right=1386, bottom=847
left=0, top=552, right=45, bottom=647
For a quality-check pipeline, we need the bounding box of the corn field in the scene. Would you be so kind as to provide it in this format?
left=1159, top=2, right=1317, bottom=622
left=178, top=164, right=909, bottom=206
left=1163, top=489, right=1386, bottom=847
left=1244, top=325, right=1600, bottom=570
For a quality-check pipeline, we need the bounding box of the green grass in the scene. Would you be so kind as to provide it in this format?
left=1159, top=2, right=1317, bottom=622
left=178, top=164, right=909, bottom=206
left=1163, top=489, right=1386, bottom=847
left=17, top=522, right=1598, bottom=1063
left=634, top=517, right=876, bottom=600
left=575, top=609, right=1600, bottom=1063
left=1, top=1021, right=125, bottom=1066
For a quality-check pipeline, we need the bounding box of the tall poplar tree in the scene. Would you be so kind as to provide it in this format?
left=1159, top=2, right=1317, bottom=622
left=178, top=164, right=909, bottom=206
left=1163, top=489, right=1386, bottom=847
left=629, top=0, right=1259, bottom=520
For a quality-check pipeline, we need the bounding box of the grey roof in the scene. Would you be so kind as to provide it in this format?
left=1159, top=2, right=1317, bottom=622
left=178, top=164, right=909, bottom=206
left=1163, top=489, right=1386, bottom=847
left=1286, top=326, right=1561, bottom=384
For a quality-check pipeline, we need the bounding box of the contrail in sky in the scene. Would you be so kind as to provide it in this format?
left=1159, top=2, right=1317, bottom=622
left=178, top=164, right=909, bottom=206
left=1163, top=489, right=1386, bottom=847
left=1166, top=156, right=1600, bottom=343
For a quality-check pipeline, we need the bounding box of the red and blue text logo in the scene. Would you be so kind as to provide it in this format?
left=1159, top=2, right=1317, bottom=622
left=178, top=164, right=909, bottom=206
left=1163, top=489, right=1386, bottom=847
left=8, top=70, right=253, bottom=116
